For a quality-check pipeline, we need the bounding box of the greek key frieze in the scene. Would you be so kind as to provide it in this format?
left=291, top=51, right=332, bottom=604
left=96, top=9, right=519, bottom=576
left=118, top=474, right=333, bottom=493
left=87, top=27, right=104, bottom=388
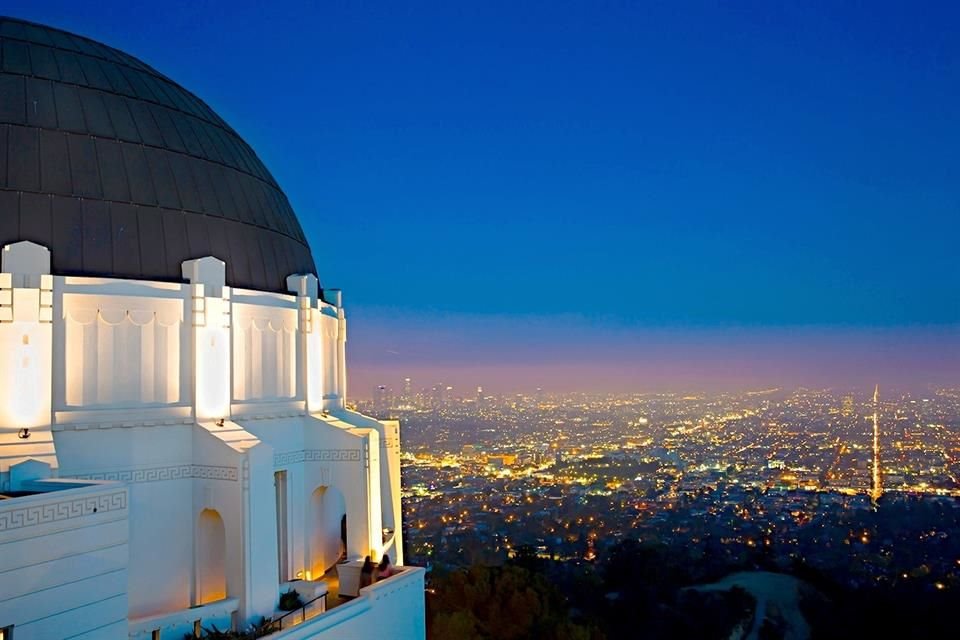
left=305, top=449, right=362, bottom=462
left=0, top=490, right=127, bottom=532
left=274, top=451, right=305, bottom=466
left=68, top=464, right=237, bottom=484
left=192, top=465, right=239, bottom=481
left=274, top=448, right=362, bottom=467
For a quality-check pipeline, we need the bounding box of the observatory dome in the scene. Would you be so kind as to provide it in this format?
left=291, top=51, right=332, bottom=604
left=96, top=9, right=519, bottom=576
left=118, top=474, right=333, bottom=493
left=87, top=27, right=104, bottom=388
left=0, top=16, right=316, bottom=292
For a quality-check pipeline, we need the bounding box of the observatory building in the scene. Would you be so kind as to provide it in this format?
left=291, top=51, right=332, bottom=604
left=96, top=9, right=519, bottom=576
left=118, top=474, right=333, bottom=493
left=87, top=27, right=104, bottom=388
left=0, top=16, right=424, bottom=639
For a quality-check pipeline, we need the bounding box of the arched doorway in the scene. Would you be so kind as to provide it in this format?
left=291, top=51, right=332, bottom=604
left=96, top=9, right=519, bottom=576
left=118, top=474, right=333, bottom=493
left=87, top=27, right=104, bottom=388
left=309, top=486, right=346, bottom=577
left=196, top=509, right=226, bottom=604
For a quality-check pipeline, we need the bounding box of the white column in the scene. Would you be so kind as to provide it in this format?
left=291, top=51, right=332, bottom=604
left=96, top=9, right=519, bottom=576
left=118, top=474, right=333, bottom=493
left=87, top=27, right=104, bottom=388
left=380, top=419, right=404, bottom=565
left=0, top=241, right=56, bottom=474
left=242, top=444, right=281, bottom=622
left=321, top=289, right=347, bottom=410
left=341, top=429, right=383, bottom=561
left=336, top=306, right=347, bottom=410
left=286, top=274, right=323, bottom=413
left=182, top=257, right=231, bottom=421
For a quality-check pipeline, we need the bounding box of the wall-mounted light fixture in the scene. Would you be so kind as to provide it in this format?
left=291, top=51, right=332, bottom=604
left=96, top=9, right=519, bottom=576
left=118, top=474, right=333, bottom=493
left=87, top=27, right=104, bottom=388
left=18, top=427, right=30, bottom=439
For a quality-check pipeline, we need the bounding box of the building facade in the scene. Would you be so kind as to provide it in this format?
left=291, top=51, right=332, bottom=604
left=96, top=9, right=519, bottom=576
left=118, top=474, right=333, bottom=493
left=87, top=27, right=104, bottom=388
left=0, top=16, right=423, bottom=640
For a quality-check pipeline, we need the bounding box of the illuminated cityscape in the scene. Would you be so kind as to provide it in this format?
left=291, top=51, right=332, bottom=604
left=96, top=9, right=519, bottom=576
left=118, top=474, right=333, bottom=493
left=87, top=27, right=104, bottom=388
left=355, top=382, right=960, bottom=635
left=361, top=382, right=960, bottom=500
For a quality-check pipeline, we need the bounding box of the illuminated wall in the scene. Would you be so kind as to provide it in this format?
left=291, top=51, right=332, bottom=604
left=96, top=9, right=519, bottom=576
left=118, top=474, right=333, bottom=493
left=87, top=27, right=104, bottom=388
left=232, top=303, right=297, bottom=402
left=62, top=297, right=183, bottom=407
left=0, top=286, right=52, bottom=429
left=0, top=243, right=55, bottom=474
left=0, top=243, right=414, bottom=639
left=192, top=288, right=232, bottom=421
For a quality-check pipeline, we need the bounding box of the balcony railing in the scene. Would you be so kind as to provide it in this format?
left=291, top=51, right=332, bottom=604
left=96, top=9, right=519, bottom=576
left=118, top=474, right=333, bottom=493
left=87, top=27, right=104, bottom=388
left=269, top=566, right=425, bottom=639
left=268, top=592, right=328, bottom=632
left=128, top=567, right=423, bottom=639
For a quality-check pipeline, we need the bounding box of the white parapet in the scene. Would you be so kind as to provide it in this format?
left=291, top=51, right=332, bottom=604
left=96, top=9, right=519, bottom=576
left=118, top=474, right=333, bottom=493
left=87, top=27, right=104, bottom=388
left=272, top=567, right=426, bottom=640
left=0, top=480, right=129, bottom=640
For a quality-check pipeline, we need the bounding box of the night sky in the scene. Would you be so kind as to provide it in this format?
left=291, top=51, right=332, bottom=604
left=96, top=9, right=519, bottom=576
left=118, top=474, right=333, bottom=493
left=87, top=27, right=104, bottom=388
left=7, top=1, right=960, bottom=394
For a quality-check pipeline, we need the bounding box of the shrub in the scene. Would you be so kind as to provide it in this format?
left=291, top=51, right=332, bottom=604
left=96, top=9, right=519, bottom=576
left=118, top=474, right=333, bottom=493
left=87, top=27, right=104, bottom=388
left=278, top=588, right=304, bottom=611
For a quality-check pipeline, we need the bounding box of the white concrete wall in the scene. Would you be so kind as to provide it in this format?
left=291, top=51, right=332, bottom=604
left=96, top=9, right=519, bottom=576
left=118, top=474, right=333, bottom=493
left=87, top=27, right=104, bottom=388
left=308, top=484, right=346, bottom=577
left=0, top=248, right=416, bottom=637
left=55, top=424, right=196, bottom=618
left=318, top=307, right=343, bottom=411
left=273, top=567, right=426, bottom=640
left=305, top=418, right=382, bottom=562
left=249, top=415, right=384, bottom=577
left=231, top=294, right=298, bottom=402
left=0, top=481, right=129, bottom=640
left=339, top=410, right=404, bottom=565
left=191, top=426, right=246, bottom=611
left=244, top=441, right=283, bottom=621
left=53, top=277, right=189, bottom=414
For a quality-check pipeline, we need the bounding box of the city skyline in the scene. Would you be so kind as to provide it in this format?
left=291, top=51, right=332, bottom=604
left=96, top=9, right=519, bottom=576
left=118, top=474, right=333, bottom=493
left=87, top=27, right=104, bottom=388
left=349, top=320, right=960, bottom=396
left=7, top=1, right=960, bottom=394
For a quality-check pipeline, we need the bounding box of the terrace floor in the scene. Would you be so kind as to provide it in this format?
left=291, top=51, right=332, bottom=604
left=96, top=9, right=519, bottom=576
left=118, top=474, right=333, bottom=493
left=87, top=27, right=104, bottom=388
left=321, top=566, right=348, bottom=610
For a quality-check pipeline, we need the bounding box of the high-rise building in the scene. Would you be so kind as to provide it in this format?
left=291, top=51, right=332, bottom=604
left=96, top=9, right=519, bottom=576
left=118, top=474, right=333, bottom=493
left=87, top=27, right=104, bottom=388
left=841, top=394, right=854, bottom=417
left=374, top=384, right=393, bottom=417
left=0, top=17, right=424, bottom=640
left=431, top=383, right=450, bottom=408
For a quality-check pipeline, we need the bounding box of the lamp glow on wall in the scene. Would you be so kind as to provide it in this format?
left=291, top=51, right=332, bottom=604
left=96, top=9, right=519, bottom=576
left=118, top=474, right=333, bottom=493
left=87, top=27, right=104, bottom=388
left=2, top=324, right=50, bottom=428
left=306, top=327, right=323, bottom=413
left=195, top=297, right=231, bottom=421
left=11, top=332, right=39, bottom=422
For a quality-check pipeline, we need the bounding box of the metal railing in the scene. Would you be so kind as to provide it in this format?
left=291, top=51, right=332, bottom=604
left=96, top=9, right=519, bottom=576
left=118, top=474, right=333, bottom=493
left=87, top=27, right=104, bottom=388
left=269, top=592, right=328, bottom=632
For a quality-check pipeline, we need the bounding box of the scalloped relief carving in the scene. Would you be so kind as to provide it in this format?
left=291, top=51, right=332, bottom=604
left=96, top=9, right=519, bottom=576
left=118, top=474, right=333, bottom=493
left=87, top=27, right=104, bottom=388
left=66, top=307, right=181, bottom=327
left=232, top=307, right=298, bottom=402
left=234, top=315, right=298, bottom=332
left=64, top=304, right=182, bottom=407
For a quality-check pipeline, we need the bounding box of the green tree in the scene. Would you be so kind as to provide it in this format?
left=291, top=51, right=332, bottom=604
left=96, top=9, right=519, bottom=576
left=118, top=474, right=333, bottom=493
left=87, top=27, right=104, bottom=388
left=427, top=565, right=601, bottom=640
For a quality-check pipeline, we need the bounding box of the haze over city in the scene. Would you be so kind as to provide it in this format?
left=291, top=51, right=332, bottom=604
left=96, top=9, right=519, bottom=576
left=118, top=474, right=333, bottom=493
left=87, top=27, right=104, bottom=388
left=8, top=0, right=960, bottom=396
left=348, top=318, right=960, bottom=395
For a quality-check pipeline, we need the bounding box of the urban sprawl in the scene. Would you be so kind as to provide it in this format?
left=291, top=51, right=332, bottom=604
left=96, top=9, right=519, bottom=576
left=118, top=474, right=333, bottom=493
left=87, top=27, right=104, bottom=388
left=356, top=384, right=960, bottom=591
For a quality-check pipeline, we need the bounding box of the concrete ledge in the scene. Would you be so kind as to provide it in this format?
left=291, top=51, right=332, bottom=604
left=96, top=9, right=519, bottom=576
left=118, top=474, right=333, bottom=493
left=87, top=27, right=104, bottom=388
left=129, top=597, right=240, bottom=639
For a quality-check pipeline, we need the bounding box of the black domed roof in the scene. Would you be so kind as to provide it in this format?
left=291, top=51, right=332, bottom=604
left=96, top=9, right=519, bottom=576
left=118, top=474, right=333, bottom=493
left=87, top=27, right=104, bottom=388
left=0, top=16, right=317, bottom=292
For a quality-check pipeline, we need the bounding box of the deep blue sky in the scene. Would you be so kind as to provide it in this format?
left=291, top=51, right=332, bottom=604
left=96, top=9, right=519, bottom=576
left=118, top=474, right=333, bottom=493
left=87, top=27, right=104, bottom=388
left=8, top=1, right=960, bottom=392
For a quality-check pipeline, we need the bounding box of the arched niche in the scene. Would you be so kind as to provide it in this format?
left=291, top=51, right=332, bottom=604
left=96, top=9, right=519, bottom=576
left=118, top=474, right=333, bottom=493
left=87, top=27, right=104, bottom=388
left=309, top=486, right=347, bottom=577
left=196, top=508, right=227, bottom=604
